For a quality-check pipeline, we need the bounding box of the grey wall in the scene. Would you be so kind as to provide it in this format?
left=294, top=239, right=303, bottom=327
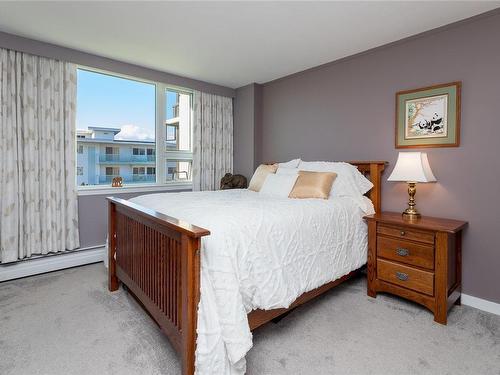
left=233, top=83, right=263, bottom=179
left=234, top=84, right=256, bottom=179
left=257, top=12, right=500, bottom=303
left=78, top=189, right=189, bottom=249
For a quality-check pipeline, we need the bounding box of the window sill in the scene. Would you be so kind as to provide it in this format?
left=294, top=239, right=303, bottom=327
left=77, top=182, right=193, bottom=196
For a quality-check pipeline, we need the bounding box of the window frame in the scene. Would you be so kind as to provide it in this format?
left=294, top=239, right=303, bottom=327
left=164, top=86, right=194, bottom=183
left=105, top=166, right=120, bottom=176
left=75, top=66, right=194, bottom=194
left=133, top=167, right=146, bottom=175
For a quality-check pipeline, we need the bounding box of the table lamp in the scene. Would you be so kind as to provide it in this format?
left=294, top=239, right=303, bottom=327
left=387, top=152, right=436, bottom=219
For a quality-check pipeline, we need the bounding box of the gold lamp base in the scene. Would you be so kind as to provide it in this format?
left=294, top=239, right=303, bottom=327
left=402, top=208, right=421, bottom=220
left=402, top=182, right=421, bottom=220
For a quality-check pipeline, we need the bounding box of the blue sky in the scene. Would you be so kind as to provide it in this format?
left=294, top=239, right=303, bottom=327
left=76, top=69, right=178, bottom=140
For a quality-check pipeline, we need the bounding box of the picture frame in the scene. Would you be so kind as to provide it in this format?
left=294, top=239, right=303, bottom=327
left=395, top=81, right=461, bottom=148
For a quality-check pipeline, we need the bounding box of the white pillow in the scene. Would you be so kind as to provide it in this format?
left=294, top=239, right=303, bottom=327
left=297, top=161, right=373, bottom=198
left=278, top=158, right=301, bottom=168
left=352, top=167, right=374, bottom=195
left=259, top=173, right=299, bottom=198
left=276, top=167, right=299, bottom=175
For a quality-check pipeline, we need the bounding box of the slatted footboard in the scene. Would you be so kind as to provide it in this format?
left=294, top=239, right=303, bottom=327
left=107, top=197, right=209, bottom=375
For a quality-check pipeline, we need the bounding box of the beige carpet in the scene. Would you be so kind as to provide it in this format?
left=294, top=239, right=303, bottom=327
left=0, top=263, right=499, bottom=375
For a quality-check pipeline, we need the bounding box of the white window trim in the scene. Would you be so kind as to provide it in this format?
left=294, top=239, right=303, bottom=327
left=77, top=182, right=193, bottom=196
left=156, top=82, right=167, bottom=184
left=75, top=66, right=194, bottom=192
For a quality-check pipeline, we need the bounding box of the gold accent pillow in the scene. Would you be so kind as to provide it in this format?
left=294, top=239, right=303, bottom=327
left=248, top=164, right=278, bottom=192
left=289, top=171, right=337, bottom=199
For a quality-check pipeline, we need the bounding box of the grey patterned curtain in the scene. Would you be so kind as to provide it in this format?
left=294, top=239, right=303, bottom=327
left=192, top=91, right=233, bottom=191
left=0, top=48, right=80, bottom=263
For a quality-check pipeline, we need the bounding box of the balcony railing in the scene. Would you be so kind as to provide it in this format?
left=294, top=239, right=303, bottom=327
left=130, top=155, right=156, bottom=162
left=132, top=174, right=156, bottom=182
left=98, top=175, right=156, bottom=184
left=100, top=154, right=120, bottom=162
left=98, top=154, right=156, bottom=163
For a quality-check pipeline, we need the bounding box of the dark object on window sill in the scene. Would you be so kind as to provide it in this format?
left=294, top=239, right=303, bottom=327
left=112, top=176, right=123, bottom=187
left=220, top=173, right=247, bottom=189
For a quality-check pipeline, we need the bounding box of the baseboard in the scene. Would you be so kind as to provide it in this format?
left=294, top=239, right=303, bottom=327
left=0, top=246, right=106, bottom=282
left=462, top=293, right=500, bottom=316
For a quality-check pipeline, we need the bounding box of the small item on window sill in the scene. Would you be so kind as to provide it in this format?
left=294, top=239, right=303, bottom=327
left=220, top=173, right=247, bottom=189
left=112, top=176, right=123, bottom=188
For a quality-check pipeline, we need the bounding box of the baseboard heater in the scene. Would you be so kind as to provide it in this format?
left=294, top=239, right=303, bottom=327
left=0, top=246, right=105, bottom=282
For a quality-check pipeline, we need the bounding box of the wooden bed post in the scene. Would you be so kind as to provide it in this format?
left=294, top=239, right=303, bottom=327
left=368, top=162, right=385, bottom=213
left=108, top=200, right=119, bottom=292
left=181, top=234, right=202, bottom=375
left=366, top=219, right=377, bottom=298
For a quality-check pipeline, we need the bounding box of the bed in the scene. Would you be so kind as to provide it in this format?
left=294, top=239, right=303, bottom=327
left=107, top=161, right=386, bottom=374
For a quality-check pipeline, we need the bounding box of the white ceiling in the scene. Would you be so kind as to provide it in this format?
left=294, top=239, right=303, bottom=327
left=0, top=1, right=498, bottom=88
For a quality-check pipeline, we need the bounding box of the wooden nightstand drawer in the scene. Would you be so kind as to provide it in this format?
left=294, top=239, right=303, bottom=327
left=378, top=223, right=434, bottom=244
left=377, top=259, right=434, bottom=296
left=377, top=236, right=434, bottom=270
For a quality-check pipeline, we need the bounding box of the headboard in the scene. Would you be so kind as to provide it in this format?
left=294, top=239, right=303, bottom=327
left=347, top=161, right=387, bottom=213
left=266, top=160, right=387, bottom=212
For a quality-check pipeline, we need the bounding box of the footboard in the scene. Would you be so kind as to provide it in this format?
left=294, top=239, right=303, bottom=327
left=107, top=197, right=209, bottom=375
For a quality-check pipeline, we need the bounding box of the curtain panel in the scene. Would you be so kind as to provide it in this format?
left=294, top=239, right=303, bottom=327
left=192, top=91, right=233, bottom=191
left=0, top=48, right=80, bottom=263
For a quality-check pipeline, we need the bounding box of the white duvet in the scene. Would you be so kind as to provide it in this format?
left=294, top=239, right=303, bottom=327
left=130, top=189, right=374, bottom=374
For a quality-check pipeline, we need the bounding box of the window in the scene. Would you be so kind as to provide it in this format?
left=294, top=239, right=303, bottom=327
left=165, top=89, right=192, bottom=182
left=106, top=167, right=119, bottom=175
left=165, top=89, right=191, bottom=152
left=76, top=68, right=192, bottom=188
left=166, top=160, right=192, bottom=181
left=167, top=124, right=177, bottom=142
left=105, top=147, right=117, bottom=155
left=133, top=167, right=145, bottom=175
left=104, top=167, right=120, bottom=183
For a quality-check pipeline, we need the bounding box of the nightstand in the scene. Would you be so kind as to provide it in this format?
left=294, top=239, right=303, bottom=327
left=364, top=212, right=467, bottom=325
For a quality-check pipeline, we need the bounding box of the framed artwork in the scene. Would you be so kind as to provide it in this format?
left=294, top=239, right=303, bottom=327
left=395, top=82, right=461, bottom=148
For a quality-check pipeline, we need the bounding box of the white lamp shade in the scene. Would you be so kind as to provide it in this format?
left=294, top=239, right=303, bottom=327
left=387, top=152, right=436, bottom=183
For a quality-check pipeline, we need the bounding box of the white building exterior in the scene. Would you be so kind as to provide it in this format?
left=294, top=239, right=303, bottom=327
left=76, top=127, right=157, bottom=186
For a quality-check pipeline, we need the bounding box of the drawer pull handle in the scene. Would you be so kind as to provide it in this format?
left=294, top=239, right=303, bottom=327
left=396, top=271, right=409, bottom=281
left=400, top=231, right=406, bottom=236
left=396, top=248, right=409, bottom=257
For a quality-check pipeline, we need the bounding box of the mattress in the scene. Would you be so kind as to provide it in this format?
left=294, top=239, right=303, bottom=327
left=130, top=189, right=374, bottom=374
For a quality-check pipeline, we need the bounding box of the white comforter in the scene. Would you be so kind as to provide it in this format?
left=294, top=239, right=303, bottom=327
left=130, top=189, right=374, bottom=374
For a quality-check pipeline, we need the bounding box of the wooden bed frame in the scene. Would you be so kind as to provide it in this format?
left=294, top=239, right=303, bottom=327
left=107, top=161, right=386, bottom=375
